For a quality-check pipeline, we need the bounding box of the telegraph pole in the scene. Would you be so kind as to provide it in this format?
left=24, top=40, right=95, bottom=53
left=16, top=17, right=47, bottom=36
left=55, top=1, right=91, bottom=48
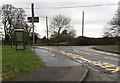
left=82, top=11, right=84, bottom=37
left=46, top=16, right=49, bottom=46
left=31, top=3, right=35, bottom=52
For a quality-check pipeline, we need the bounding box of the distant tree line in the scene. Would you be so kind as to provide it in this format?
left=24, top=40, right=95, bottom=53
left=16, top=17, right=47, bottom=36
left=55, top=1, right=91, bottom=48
left=37, top=36, right=119, bottom=46
left=70, top=36, right=120, bottom=46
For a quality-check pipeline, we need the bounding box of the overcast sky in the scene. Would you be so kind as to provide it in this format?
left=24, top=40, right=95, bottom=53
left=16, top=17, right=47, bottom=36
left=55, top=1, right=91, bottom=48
left=0, top=0, right=119, bottom=38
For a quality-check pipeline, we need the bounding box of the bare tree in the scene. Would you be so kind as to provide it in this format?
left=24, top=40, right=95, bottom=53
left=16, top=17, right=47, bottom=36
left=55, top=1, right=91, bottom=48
left=104, top=10, right=120, bottom=37
left=1, top=4, right=16, bottom=40
left=49, top=14, right=71, bottom=45
left=1, top=4, right=27, bottom=44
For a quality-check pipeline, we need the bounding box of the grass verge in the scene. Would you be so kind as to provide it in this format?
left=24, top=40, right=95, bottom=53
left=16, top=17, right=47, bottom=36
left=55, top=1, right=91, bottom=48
left=2, top=45, right=44, bottom=80
left=0, top=45, right=2, bottom=81
left=104, top=45, right=119, bottom=51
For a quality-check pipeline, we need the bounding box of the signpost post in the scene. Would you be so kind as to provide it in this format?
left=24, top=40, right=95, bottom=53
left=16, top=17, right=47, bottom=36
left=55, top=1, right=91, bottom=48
left=31, top=3, right=35, bottom=52
left=27, top=3, right=39, bottom=52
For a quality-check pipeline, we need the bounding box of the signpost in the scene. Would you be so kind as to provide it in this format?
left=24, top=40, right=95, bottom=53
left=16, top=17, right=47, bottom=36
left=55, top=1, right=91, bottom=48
left=31, top=3, right=35, bottom=52
left=27, top=17, right=39, bottom=23
left=27, top=3, right=39, bottom=52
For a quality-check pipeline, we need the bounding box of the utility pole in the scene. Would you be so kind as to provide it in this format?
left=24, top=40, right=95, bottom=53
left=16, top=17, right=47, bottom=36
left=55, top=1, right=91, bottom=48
left=31, top=3, right=35, bottom=52
left=82, top=11, right=84, bottom=37
left=46, top=16, right=49, bottom=46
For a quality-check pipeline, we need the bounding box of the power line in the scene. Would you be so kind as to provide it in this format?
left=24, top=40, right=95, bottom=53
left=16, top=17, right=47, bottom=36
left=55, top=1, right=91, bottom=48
left=0, top=3, right=117, bottom=10
left=38, top=16, right=52, bottom=20
left=33, top=3, right=117, bottom=9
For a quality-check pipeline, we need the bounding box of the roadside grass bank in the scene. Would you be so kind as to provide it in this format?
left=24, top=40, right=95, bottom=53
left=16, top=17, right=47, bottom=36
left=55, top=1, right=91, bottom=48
left=104, top=45, right=119, bottom=51
left=92, top=45, right=120, bottom=54
left=2, top=45, right=44, bottom=80
left=0, top=45, right=2, bottom=81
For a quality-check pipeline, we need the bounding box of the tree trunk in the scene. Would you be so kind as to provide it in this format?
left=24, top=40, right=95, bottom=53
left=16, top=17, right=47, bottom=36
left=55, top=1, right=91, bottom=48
left=58, top=31, right=60, bottom=46
left=4, top=34, right=10, bottom=45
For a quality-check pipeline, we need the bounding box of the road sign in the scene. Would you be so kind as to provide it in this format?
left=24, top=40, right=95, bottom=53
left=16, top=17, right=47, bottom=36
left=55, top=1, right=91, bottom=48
left=27, top=17, right=39, bottom=23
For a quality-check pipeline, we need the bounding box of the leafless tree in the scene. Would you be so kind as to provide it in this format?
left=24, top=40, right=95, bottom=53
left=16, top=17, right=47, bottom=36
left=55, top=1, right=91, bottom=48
left=1, top=4, right=16, bottom=36
left=49, top=14, right=71, bottom=45
left=1, top=4, right=28, bottom=44
left=104, top=10, right=120, bottom=37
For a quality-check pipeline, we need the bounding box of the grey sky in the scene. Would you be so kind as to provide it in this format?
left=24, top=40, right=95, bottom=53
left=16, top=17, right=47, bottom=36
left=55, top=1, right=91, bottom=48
left=0, top=0, right=119, bottom=38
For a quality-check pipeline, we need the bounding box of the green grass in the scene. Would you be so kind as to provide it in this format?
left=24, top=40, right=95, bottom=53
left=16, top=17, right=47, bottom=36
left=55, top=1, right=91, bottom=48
left=2, top=45, right=44, bottom=80
left=104, top=45, right=119, bottom=51
left=0, top=45, right=2, bottom=81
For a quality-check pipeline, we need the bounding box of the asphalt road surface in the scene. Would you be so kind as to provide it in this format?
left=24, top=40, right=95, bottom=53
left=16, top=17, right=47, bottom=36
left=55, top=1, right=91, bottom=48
left=11, top=46, right=88, bottom=82
left=35, top=47, right=80, bottom=67
left=36, top=46, right=120, bottom=81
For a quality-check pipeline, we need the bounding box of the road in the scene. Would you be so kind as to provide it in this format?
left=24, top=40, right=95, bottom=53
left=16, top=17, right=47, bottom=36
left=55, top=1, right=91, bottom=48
left=35, top=47, right=80, bottom=67
left=12, top=46, right=88, bottom=81
left=36, top=46, right=119, bottom=81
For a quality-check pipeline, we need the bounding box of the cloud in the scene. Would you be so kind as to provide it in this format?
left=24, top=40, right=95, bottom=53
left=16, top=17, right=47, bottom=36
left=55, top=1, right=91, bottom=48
left=0, top=1, right=119, bottom=38
left=0, top=0, right=119, bottom=2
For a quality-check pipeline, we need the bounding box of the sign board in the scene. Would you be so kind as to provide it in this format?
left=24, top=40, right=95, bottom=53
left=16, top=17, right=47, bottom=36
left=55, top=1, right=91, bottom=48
left=27, top=17, right=39, bottom=23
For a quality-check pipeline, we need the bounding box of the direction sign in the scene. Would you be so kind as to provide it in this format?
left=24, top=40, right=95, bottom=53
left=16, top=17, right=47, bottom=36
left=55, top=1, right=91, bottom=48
left=27, top=17, right=39, bottom=23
